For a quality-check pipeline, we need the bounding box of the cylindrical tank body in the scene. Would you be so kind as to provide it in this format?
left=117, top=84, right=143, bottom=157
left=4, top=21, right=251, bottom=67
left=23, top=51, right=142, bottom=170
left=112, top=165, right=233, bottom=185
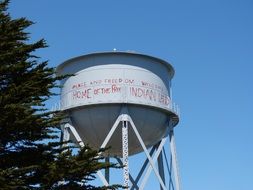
left=57, top=52, right=179, bottom=156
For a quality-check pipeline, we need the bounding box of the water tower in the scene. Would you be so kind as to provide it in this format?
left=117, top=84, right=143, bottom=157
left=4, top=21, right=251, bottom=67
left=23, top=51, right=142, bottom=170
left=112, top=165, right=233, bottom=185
left=56, top=52, right=181, bottom=190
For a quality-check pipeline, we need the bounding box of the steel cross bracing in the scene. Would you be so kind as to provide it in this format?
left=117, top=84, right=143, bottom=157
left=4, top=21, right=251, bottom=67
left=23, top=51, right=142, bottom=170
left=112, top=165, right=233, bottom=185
left=61, top=114, right=181, bottom=190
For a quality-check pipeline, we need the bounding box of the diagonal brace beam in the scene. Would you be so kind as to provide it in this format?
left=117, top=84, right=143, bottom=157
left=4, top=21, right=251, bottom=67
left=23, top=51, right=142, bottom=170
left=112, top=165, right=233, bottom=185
left=139, top=138, right=167, bottom=190
left=128, top=116, right=168, bottom=190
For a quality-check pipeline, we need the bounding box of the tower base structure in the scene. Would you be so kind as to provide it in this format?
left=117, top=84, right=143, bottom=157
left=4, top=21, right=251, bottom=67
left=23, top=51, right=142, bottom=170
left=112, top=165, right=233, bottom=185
left=61, top=113, right=181, bottom=190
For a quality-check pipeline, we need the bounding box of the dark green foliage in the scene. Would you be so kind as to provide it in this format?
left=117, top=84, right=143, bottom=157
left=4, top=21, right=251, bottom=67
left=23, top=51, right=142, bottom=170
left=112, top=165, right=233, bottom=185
left=0, top=1, right=121, bottom=189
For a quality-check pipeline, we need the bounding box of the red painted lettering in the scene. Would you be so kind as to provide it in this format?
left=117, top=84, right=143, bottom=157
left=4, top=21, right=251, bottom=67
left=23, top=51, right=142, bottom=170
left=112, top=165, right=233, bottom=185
left=130, top=87, right=156, bottom=101
left=72, top=89, right=91, bottom=99
left=112, top=85, right=121, bottom=93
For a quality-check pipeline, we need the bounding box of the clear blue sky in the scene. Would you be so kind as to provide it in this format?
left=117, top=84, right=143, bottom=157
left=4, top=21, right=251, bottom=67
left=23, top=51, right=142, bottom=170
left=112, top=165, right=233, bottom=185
left=9, top=0, right=253, bottom=189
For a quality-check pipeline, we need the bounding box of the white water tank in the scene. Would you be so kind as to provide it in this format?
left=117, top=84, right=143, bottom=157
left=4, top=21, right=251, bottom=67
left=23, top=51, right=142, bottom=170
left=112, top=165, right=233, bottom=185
left=57, top=52, right=179, bottom=156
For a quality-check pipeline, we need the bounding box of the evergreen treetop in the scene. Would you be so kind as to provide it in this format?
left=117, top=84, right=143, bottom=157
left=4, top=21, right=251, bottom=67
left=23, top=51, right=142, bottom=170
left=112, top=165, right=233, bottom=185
left=0, top=1, right=121, bottom=189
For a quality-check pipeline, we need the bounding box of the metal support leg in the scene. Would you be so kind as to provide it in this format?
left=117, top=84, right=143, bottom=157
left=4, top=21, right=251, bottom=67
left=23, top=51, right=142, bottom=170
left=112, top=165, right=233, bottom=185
left=115, top=157, right=137, bottom=189
left=169, top=130, right=181, bottom=190
left=98, top=114, right=128, bottom=187
left=158, top=150, right=165, bottom=190
left=105, top=157, right=110, bottom=184
left=163, top=149, right=174, bottom=190
left=62, top=124, right=70, bottom=143
left=122, top=120, right=130, bottom=189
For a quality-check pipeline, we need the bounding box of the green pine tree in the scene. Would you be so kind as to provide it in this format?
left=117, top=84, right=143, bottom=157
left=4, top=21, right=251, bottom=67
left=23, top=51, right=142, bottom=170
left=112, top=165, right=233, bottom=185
left=0, top=1, right=122, bottom=189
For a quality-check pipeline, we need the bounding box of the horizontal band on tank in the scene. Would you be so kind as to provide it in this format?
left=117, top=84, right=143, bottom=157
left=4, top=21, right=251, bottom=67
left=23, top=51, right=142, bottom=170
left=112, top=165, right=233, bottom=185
left=61, top=102, right=179, bottom=127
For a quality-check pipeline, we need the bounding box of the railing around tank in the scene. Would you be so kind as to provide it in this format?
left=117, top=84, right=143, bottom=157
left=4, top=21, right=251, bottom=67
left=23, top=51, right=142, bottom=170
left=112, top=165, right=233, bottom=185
left=169, top=101, right=180, bottom=118
left=50, top=101, right=61, bottom=113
